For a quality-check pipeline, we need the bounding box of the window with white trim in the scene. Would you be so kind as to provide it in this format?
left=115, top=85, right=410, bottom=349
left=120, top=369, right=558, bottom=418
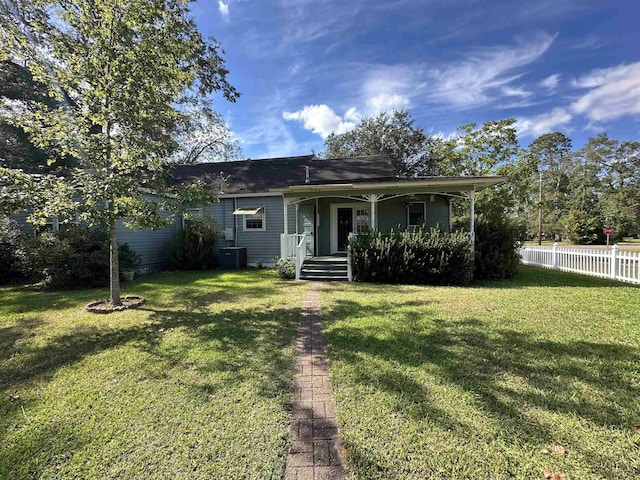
left=244, top=208, right=266, bottom=231
left=182, top=208, right=203, bottom=228
left=355, top=208, right=370, bottom=233
left=407, top=202, right=426, bottom=227
left=35, top=216, right=59, bottom=236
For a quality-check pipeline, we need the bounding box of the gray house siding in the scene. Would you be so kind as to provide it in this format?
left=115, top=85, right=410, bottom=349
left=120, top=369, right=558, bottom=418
left=201, top=198, right=234, bottom=242
left=12, top=196, right=180, bottom=272
left=378, top=195, right=451, bottom=232
left=425, top=195, right=451, bottom=231
left=231, top=195, right=285, bottom=266
left=115, top=216, right=179, bottom=272
left=317, top=198, right=332, bottom=256
left=12, top=211, right=35, bottom=237
left=287, top=202, right=297, bottom=235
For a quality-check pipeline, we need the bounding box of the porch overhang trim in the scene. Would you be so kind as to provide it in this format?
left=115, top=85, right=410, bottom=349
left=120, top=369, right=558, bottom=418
left=233, top=207, right=263, bottom=215
left=272, top=176, right=507, bottom=196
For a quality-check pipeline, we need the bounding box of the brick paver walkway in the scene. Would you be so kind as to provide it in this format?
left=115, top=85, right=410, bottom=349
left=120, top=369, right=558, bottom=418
left=284, top=282, right=348, bottom=480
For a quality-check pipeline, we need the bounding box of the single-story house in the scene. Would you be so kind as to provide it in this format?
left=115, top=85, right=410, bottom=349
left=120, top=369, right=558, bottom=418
left=13, top=154, right=506, bottom=279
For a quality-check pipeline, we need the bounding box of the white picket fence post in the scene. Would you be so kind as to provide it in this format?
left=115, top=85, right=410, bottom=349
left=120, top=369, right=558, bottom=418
left=552, top=242, right=559, bottom=270
left=610, top=244, right=619, bottom=280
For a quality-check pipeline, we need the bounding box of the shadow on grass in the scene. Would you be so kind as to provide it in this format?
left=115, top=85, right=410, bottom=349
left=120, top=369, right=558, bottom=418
left=324, top=299, right=640, bottom=475
left=0, top=420, right=91, bottom=480
left=0, top=305, right=300, bottom=447
left=0, top=269, right=287, bottom=315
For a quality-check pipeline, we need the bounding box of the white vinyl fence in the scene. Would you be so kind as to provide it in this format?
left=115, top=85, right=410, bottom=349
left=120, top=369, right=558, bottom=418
left=518, top=244, right=640, bottom=285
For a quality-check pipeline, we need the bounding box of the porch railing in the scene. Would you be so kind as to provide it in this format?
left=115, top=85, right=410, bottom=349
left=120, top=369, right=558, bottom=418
left=295, top=234, right=307, bottom=280
left=280, top=233, right=305, bottom=259
left=281, top=233, right=308, bottom=280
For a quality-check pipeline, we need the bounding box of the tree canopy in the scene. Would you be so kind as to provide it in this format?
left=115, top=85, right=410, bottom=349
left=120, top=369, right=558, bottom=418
left=170, top=108, right=242, bottom=164
left=324, top=111, right=639, bottom=241
left=0, top=0, right=239, bottom=305
left=324, top=110, right=439, bottom=176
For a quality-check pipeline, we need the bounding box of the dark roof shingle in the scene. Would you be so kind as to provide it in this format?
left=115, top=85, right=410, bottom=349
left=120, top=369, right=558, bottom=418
left=170, top=154, right=396, bottom=194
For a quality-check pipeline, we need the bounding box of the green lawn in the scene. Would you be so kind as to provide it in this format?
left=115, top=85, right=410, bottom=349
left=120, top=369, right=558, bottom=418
left=3, top=267, right=640, bottom=479
left=0, top=270, right=307, bottom=480
left=322, top=266, right=640, bottom=479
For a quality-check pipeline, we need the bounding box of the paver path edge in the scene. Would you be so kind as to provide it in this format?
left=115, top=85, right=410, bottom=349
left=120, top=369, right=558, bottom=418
left=284, top=282, right=348, bottom=480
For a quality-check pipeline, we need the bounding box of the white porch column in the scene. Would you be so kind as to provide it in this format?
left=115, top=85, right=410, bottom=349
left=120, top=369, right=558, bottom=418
left=295, top=204, right=299, bottom=234
left=371, top=196, right=376, bottom=229
left=469, top=190, right=475, bottom=252
left=368, top=194, right=379, bottom=230
left=283, top=198, right=289, bottom=235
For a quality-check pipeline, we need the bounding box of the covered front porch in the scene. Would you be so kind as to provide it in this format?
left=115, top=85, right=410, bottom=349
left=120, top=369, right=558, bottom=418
left=276, top=176, right=506, bottom=280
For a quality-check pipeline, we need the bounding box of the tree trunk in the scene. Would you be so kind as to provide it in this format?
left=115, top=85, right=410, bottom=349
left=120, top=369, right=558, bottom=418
left=109, top=220, right=122, bottom=306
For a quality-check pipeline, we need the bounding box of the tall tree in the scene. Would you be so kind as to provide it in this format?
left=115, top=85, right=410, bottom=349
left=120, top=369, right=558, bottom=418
left=439, top=119, right=523, bottom=219
left=324, top=110, right=439, bottom=176
left=0, top=0, right=238, bottom=306
left=170, top=108, right=242, bottom=164
left=574, top=134, right=640, bottom=238
left=441, top=119, right=520, bottom=177
left=526, top=132, right=572, bottom=242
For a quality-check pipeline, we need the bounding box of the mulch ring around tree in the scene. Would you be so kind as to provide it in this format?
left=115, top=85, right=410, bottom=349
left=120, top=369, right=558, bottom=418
left=85, top=295, right=145, bottom=314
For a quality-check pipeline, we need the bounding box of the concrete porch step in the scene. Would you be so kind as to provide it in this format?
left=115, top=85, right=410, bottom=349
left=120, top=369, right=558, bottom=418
left=301, top=269, right=347, bottom=276
left=301, top=257, right=349, bottom=282
left=299, top=274, right=348, bottom=282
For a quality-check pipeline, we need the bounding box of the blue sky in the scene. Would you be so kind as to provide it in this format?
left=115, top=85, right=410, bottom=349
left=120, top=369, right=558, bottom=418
left=191, top=0, right=640, bottom=159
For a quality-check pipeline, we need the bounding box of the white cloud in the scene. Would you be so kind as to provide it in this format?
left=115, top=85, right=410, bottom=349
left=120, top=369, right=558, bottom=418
left=283, top=104, right=358, bottom=139
left=343, top=107, right=361, bottom=122
left=428, top=31, right=556, bottom=109
left=501, top=86, right=531, bottom=97
left=571, top=34, right=607, bottom=50
left=239, top=115, right=299, bottom=158
left=278, top=0, right=364, bottom=43
left=540, top=74, right=560, bottom=90
left=218, top=1, right=229, bottom=20
left=367, top=93, right=410, bottom=112
left=517, top=108, right=572, bottom=137
left=571, top=68, right=611, bottom=88
left=571, top=63, right=640, bottom=122
left=359, top=65, right=415, bottom=114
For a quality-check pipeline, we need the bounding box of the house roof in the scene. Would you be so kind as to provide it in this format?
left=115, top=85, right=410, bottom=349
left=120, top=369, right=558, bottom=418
left=170, top=155, right=396, bottom=194
left=170, top=154, right=507, bottom=195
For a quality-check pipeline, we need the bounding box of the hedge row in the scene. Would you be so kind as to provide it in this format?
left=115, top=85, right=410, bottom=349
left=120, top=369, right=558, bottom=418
left=348, top=218, right=522, bottom=285
left=348, top=228, right=474, bottom=285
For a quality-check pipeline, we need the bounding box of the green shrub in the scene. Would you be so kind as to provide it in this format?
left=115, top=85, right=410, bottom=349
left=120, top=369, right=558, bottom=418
left=166, top=217, right=221, bottom=270
left=474, top=214, right=524, bottom=280
left=18, top=225, right=141, bottom=289
left=564, top=209, right=605, bottom=245
left=0, top=216, right=27, bottom=284
left=119, top=243, right=141, bottom=270
left=274, top=257, right=295, bottom=279
left=348, top=228, right=474, bottom=285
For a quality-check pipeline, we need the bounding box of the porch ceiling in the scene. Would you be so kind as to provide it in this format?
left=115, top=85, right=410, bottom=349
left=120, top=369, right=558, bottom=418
left=273, top=176, right=507, bottom=198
